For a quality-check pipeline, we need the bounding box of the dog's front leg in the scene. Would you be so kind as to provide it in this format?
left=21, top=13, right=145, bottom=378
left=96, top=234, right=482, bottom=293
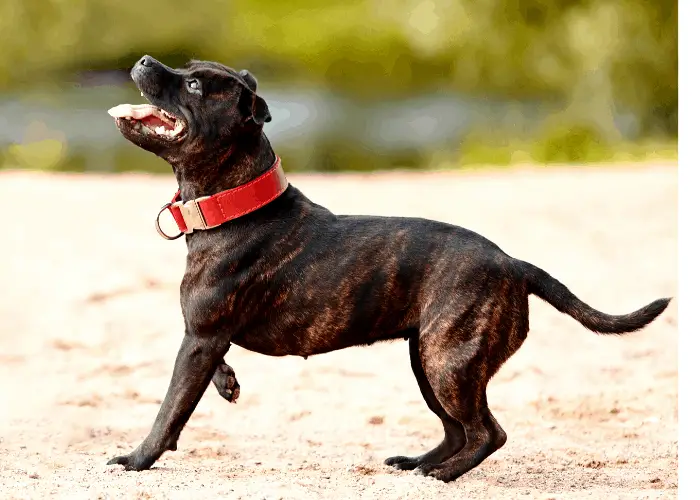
left=107, top=333, right=230, bottom=471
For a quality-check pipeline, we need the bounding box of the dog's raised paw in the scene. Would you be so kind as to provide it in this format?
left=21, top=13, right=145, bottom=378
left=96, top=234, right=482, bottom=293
left=212, top=363, right=240, bottom=403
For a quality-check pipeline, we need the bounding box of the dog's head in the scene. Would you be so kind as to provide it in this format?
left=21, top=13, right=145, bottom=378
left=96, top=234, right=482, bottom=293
left=108, top=55, right=271, bottom=161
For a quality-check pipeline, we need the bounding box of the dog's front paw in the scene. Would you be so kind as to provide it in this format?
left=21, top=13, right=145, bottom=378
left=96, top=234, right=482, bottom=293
left=212, top=363, right=240, bottom=403
left=107, top=451, right=157, bottom=471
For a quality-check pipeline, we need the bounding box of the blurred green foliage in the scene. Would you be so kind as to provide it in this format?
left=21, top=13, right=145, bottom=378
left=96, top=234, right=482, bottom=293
left=0, top=0, right=676, bottom=135
left=0, top=134, right=676, bottom=176
left=0, top=0, right=676, bottom=172
left=458, top=129, right=676, bottom=168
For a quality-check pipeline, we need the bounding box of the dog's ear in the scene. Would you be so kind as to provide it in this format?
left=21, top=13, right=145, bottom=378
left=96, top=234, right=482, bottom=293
left=251, top=92, right=271, bottom=125
left=239, top=70, right=258, bottom=92
left=239, top=88, right=271, bottom=125
left=238, top=70, right=271, bottom=125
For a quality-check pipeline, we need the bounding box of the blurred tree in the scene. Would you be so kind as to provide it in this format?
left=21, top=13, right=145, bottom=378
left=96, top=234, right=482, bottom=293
left=0, top=0, right=676, bottom=136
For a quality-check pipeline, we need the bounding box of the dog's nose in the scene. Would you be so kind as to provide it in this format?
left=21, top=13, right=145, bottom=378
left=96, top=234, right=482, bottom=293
left=139, top=55, right=154, bottom=67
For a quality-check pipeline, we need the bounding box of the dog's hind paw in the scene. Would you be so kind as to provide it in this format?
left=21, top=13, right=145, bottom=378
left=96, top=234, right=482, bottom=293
left=212, top=363, right=240, bottom=403
left=414, top=462, right=459, bottom=482
left=384, top=455, right=422, bottom=471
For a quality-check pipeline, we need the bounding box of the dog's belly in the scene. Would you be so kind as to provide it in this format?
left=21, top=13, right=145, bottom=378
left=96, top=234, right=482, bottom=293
left=230, top=320, right=412, bottom=357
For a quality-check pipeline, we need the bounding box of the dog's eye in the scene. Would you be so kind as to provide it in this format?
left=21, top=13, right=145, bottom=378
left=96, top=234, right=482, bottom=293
left=186, top=79, right=201, bottom=94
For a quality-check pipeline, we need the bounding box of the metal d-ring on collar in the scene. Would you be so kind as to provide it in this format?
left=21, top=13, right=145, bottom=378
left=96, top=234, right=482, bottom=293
left=155, top=202, right=184, bottom=240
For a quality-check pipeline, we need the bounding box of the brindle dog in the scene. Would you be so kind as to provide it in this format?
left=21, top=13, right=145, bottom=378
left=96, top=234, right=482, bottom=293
left=106, top=55, right=671, bottom=482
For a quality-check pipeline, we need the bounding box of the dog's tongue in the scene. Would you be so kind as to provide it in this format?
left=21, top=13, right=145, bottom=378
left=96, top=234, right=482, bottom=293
left=107, top=104, right=157, bottom=119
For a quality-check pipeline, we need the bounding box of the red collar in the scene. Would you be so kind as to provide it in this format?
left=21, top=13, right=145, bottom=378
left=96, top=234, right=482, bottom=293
left=155, top=156, right=288, bottom=240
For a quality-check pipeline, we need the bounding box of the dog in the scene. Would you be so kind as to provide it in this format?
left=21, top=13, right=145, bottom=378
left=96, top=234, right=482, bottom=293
left=105, top=55, right=671, bottom=482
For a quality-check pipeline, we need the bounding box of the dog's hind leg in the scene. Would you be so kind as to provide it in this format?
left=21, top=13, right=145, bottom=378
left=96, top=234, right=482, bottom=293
left=212, top=361, right=240, bottom=403
left=107, top=333, right=230, bottom=471
left=413, top=286, right=528, bottom=482
left=384, top=333, right=466, bottom=470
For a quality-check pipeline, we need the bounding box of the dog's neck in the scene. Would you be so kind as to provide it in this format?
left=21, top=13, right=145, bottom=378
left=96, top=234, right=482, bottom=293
left=169, top=132, right=277, bottom=201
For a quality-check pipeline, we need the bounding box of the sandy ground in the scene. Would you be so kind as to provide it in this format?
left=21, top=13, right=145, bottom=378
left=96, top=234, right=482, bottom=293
left=0, top=163, right=677, bottom=499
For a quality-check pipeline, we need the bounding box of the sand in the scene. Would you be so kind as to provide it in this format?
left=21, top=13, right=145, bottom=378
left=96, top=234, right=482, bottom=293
left=0, top=163, right=677, bottom=499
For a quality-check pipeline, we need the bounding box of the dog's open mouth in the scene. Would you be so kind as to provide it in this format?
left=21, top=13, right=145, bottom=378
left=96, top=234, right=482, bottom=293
left=108, top=104, right=186, bottom=140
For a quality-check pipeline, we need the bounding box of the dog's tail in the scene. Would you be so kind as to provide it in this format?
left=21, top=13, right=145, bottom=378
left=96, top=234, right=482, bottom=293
left=517, top=260, right=671, bottom=334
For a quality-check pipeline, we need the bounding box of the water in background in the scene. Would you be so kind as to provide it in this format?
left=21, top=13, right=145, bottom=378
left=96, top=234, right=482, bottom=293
left=0, top=74, right=641, bottom=174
